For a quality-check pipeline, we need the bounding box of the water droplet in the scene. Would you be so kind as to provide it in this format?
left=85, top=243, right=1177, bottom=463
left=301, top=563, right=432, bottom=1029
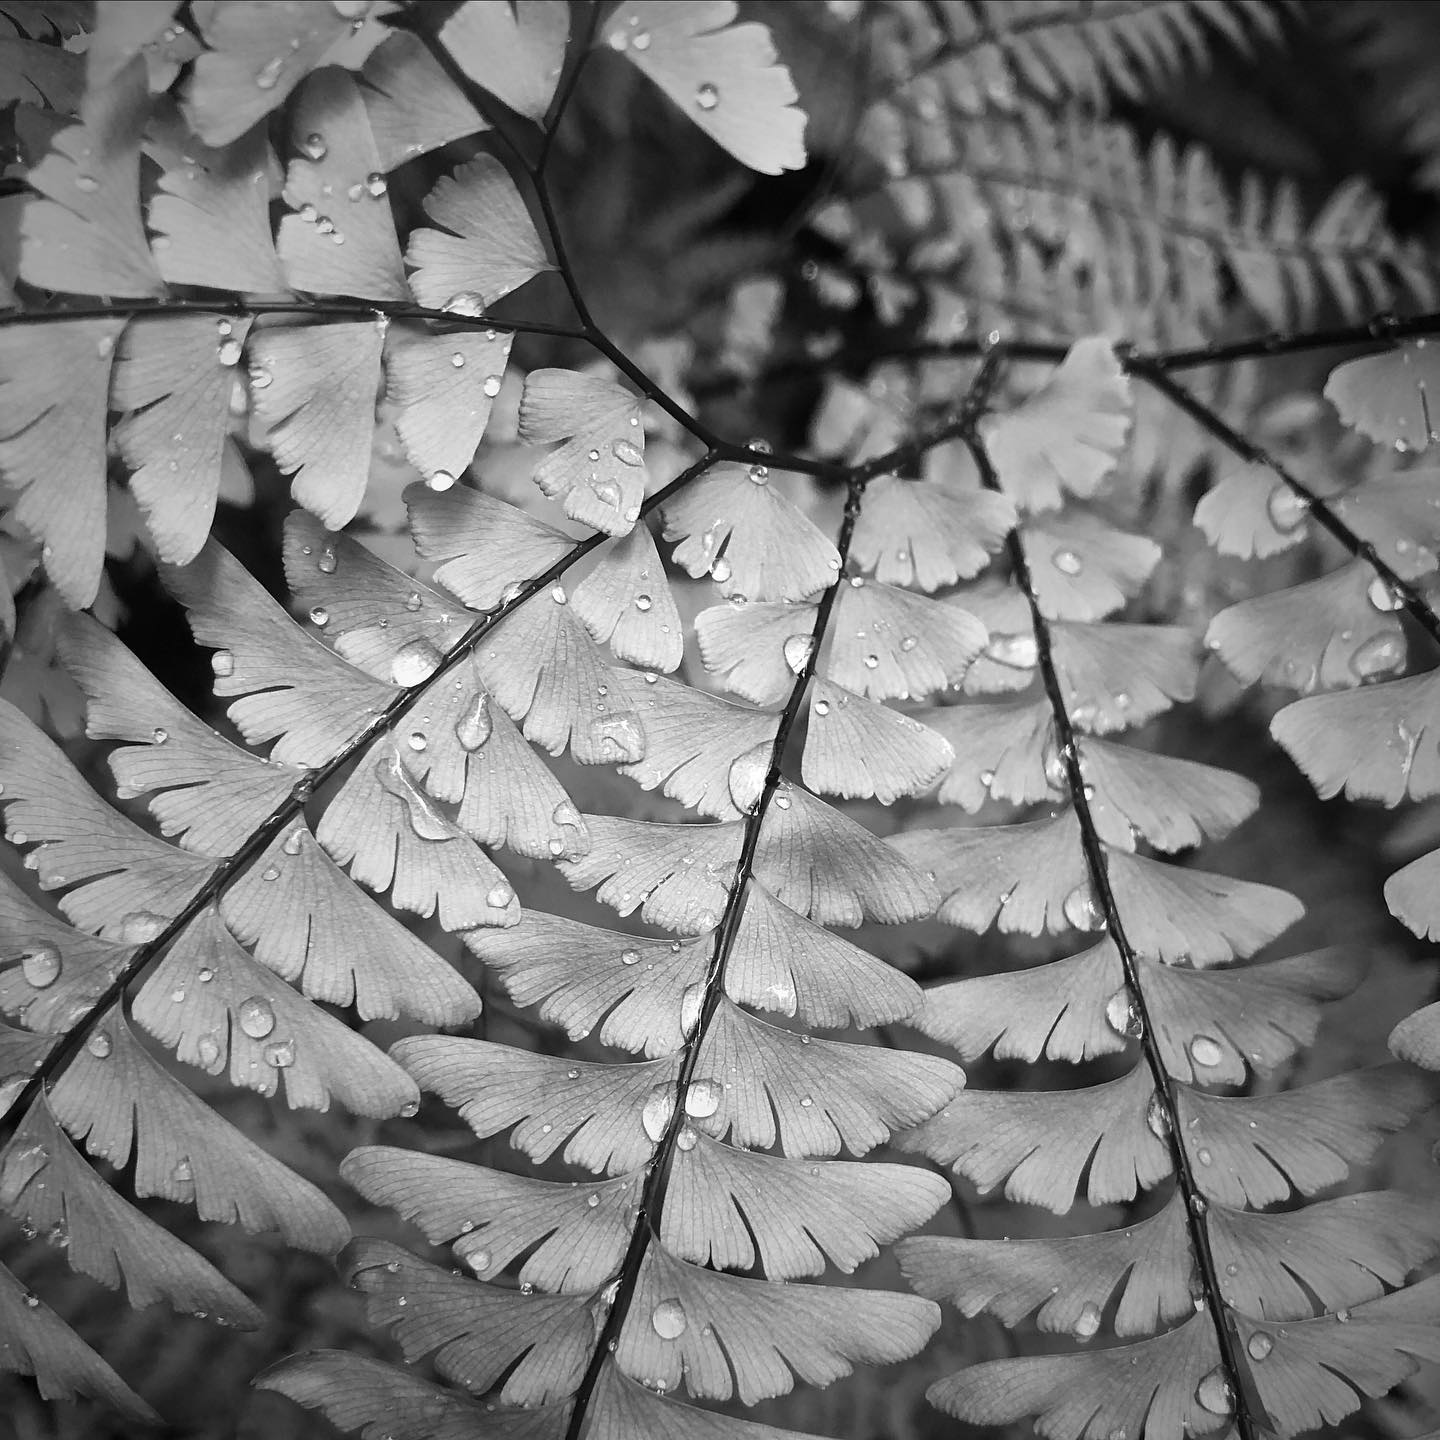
left=298, top=201, right=318, bottom=223
left=1247, top=1331, right=1273, bottom=1361
left=634, top=593, right=653, bottom=612
left=863, top=653, right=879, bottom=669
left=198, top=966, right=215, bottom=984
left=119, top=911, right=166, bottom=944
left=486, top=884, right=514, bottom=910
left=365, top=171, right=387, bottom=198
left=1189, top=1034, right=1224, bottom=1069
left=406, top=730, right=428, bottom=753
left=308, top=606, right=329, bottom=627
left=426, top=469, right=456, bottom=493
left=1266, top=484, right=1308, bottom=532
left=315, top=546, right=337, bottom=576
left=651, top=1297, right=687, bottom=1339
left=237, top=996, right=276, bottom=1040
left=1196, top=1146, right=1214, bottom=1165
left=642, top=1083, right=675, bottom=1141
left=632, top=28, right=651, bottom=50
left=685, top=1078, right=723, bottom=1117
left=217, top=337, right=243, bottom=367
left=1062, top=884, right=1105, bottom=931
left=196, top=1033, right=221, bottom=1068
left=465, top=1248, right=491, bottom=1274
left=211, top=649, right=235, bottom=678
left=611, top=438, right=644, bottom=467
left=21, top=944, right=61, bottom=989
left=482, top=374, right=503, bottom=397
left=1194, top=1368, right=1233, bottom=1417
left=249, top=364, right=272, bottom=390
left=749, top=463, right=769, bottom=484
left=444, top=291, right=486, bottom=317
left=1052, top=548, right=1083, bottom=576
left=20, top=1289, right=39, bottom=1308
left=282, top=829, right=304, bottom=856
left=264, top=1038, right=296, bottom=1068
left=813, top=698, right=831, bottom=717
left=900, top=635, right=918, bottom=652
left=784, top=633, right=815, bottom=675
left=1145, top=1092, right=1171, bottom=1139
left=255, top=56, right=284, bottom=89
left=985, top=633, right=1039, bottom=669
left=1366, top=574, right=1405, bottom=613
left=695, top=83, right=720, bottom=110
left=1074, top=1301, right=1101, bottom=1340
left=300, top=131, right=327, bottom=161
left=391, top=638, right=444, bottom=687
left=74, top=173, right=99, bottom=193
left=86, top=1030, right=112, bottom=1059
left=454, top=691, right=493, bottom=751
left=261, top=865, right=280, bottom=882
left=1104, top=988, right=1142, bottom=1039
left=679, top=983, right=703, bottom=1037
left=589, top=714, right=645, bottom=763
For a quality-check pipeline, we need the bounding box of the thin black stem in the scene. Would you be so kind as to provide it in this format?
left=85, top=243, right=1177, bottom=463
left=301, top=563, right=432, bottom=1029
left=0, top=453, right=720, bottom=1151
left=967, top=428, right=1270, bottom=1440
left=563, top=352, right=1008, bottom=1440
left=1133, top=362, right=1440, bottom=650
left=537, top=2, right=600, bottom=175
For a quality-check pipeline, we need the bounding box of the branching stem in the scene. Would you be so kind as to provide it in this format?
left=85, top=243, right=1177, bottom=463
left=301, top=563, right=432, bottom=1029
left=966, top=415, right=1271, bottom=1440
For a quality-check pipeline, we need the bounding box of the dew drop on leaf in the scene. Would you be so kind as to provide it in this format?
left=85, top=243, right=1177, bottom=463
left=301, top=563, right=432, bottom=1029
left=20, top=944, right=61, bottom=989
left=642, top=1083, right=675, bottom=1141
left=1145, top=1092, right=1171, bottom=1139
left=1189, top=1034, right=1224, bottom=1068
left=684, top=1078, right=723, bottom=1118
left=1366, top=574, right=1405, bottom=613
left=1194, top=1368, right=1234, bottom=1417
left=620, top=947, right=641, bottom=967
left=711, top=557, right=732, bottom=585
left=211, top=650, right=235, bottom=678
left=237, top=996, right=276, bottom=1040
left=391, top=638, right=444, bottom=687
left=365, top=172, right=387, bottom=198
left=695, top=83, right=720, bottom=110
left=264, top=1038, right=296, bottom=1069
left=1247, top=1331, right=1274, bottom=1361
left=486, top=884, right=514, bottom=910
left=1073, top=1301, right=1101, bottom=1340
left=634, top=593, right=653, bottom=612
left=783, top=633, right=815, bottom=674
left=1266, top=484, right=1308, bottom=532
left=482, top=374, right=503, bottom=398
left=406, top=731, right=428, bottom=752
left=1062, top=884, right=1105, bottom=931
left=465, top=1248, right=491, bottom=1274
left=300, top=132, right=327, bottom=161
left=316, top=546, right=338, bottom=575
left=1104, top=987, right=1142, bottom=1039
left=171, top=1158, right=193, bottom=1183
left=651, top=1297, right=687, bottom=1340
left=1052, top=548, right=1084, bottom=576
left=309, top=606, right=329, bottom=626
left=985, top=633, right=1039, bottom=669
left=443, top=292, right=486, bottom=317
left=217, top=338, right=243, bottom=367
left=261, top=865, right=280, bottom=882
left=119, top=911, right=167, bottom=944
left=427, top=470, right=456, bottom=492
left=196, top=1034, right=221, bottom=1068
left=679, top=982, right=703, bottom=1037
left=1195, top=1147, right=1213, bottom=1165
left=249, top=364, right=272, bottom=391
left=255, top=56, right=284, bottom=90
left=86, top=1030, right=112, bottom=1059
left=589, top=714, right=645, bottom=763
left=676, top=1124, right=699, bottom=1152
left=611, top=438, right=644, bottom=467
left=454, top=691, right=493, bottom=751
left=282, top=828, right=304, bottom=856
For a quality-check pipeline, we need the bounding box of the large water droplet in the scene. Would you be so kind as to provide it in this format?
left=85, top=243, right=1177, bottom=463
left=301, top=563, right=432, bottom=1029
left=611, top=438, right=644, bottom=467
left=375, top=755, right=452, bottom=841
left=443, top=291, right=485, bottom=317
left=1052, top=548, right=1084, bottom=576
left=1194, top=1368, right=1234, bottom=1417
left=391, top=638, right=444, bottom=687
left=300, top=132, right=327, bottom=161
left=1366, top=574, right=1405, bottom=613
left=684, top=1078, right=723, bottom=1118
left=237, top=996, right=276, bottom=1040
left=486, top=884, right=514, bottom=910
left=316, top=546, right=338, bottom=575
left=695, top=83, right=720, bottom=110
left=365, top=171, right=387, bottom=198
left=1352, top=632, right=1406, bottom=684
left=590, top=714, right=645, bottom=763
left=482, top=374, right=503, bottom=397
left=1104, top=988, right=1142, bottom=1039
left=1266, top=484, right=1308, bottom=532
left=86, top=1030, right=112, bottom=1059
left=1189, top=1034, right=1224, bottom=1069
left=985, top=633, right=1039, bottom=669
left=783, top=633, right=815, bottom=675
left=651, top=1297, right=687, bottom=1339
left=282, top=828, right=304, bottom=856
left=711, top=556, right=732, bottom=585
left=1145, top=1092, right=1171, bottom=1139
left=211, top=649, right=235, bottom=678
left=454, top=690, right=493, bottom=751
left=119, top=911, right=166, bottom=944
left=1062, top=884, right=1105, bottom=931
left=1246, top=1331, right=1274, bottom=1361
left=679, top=983, right=703, bottom=1037
left=642, top=1083, right=675, bottom=1141
left=427, top=470, right=456, bottom=493
left=1073, top=1301, right=1101, bottom=1340
left=20, top=944, right=61, bottom=989
left=217, top=338, right=243, bottom=367
left=309, top=606, right=329, bottom=627
left=196, top=1034, right=221, bottom=1067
